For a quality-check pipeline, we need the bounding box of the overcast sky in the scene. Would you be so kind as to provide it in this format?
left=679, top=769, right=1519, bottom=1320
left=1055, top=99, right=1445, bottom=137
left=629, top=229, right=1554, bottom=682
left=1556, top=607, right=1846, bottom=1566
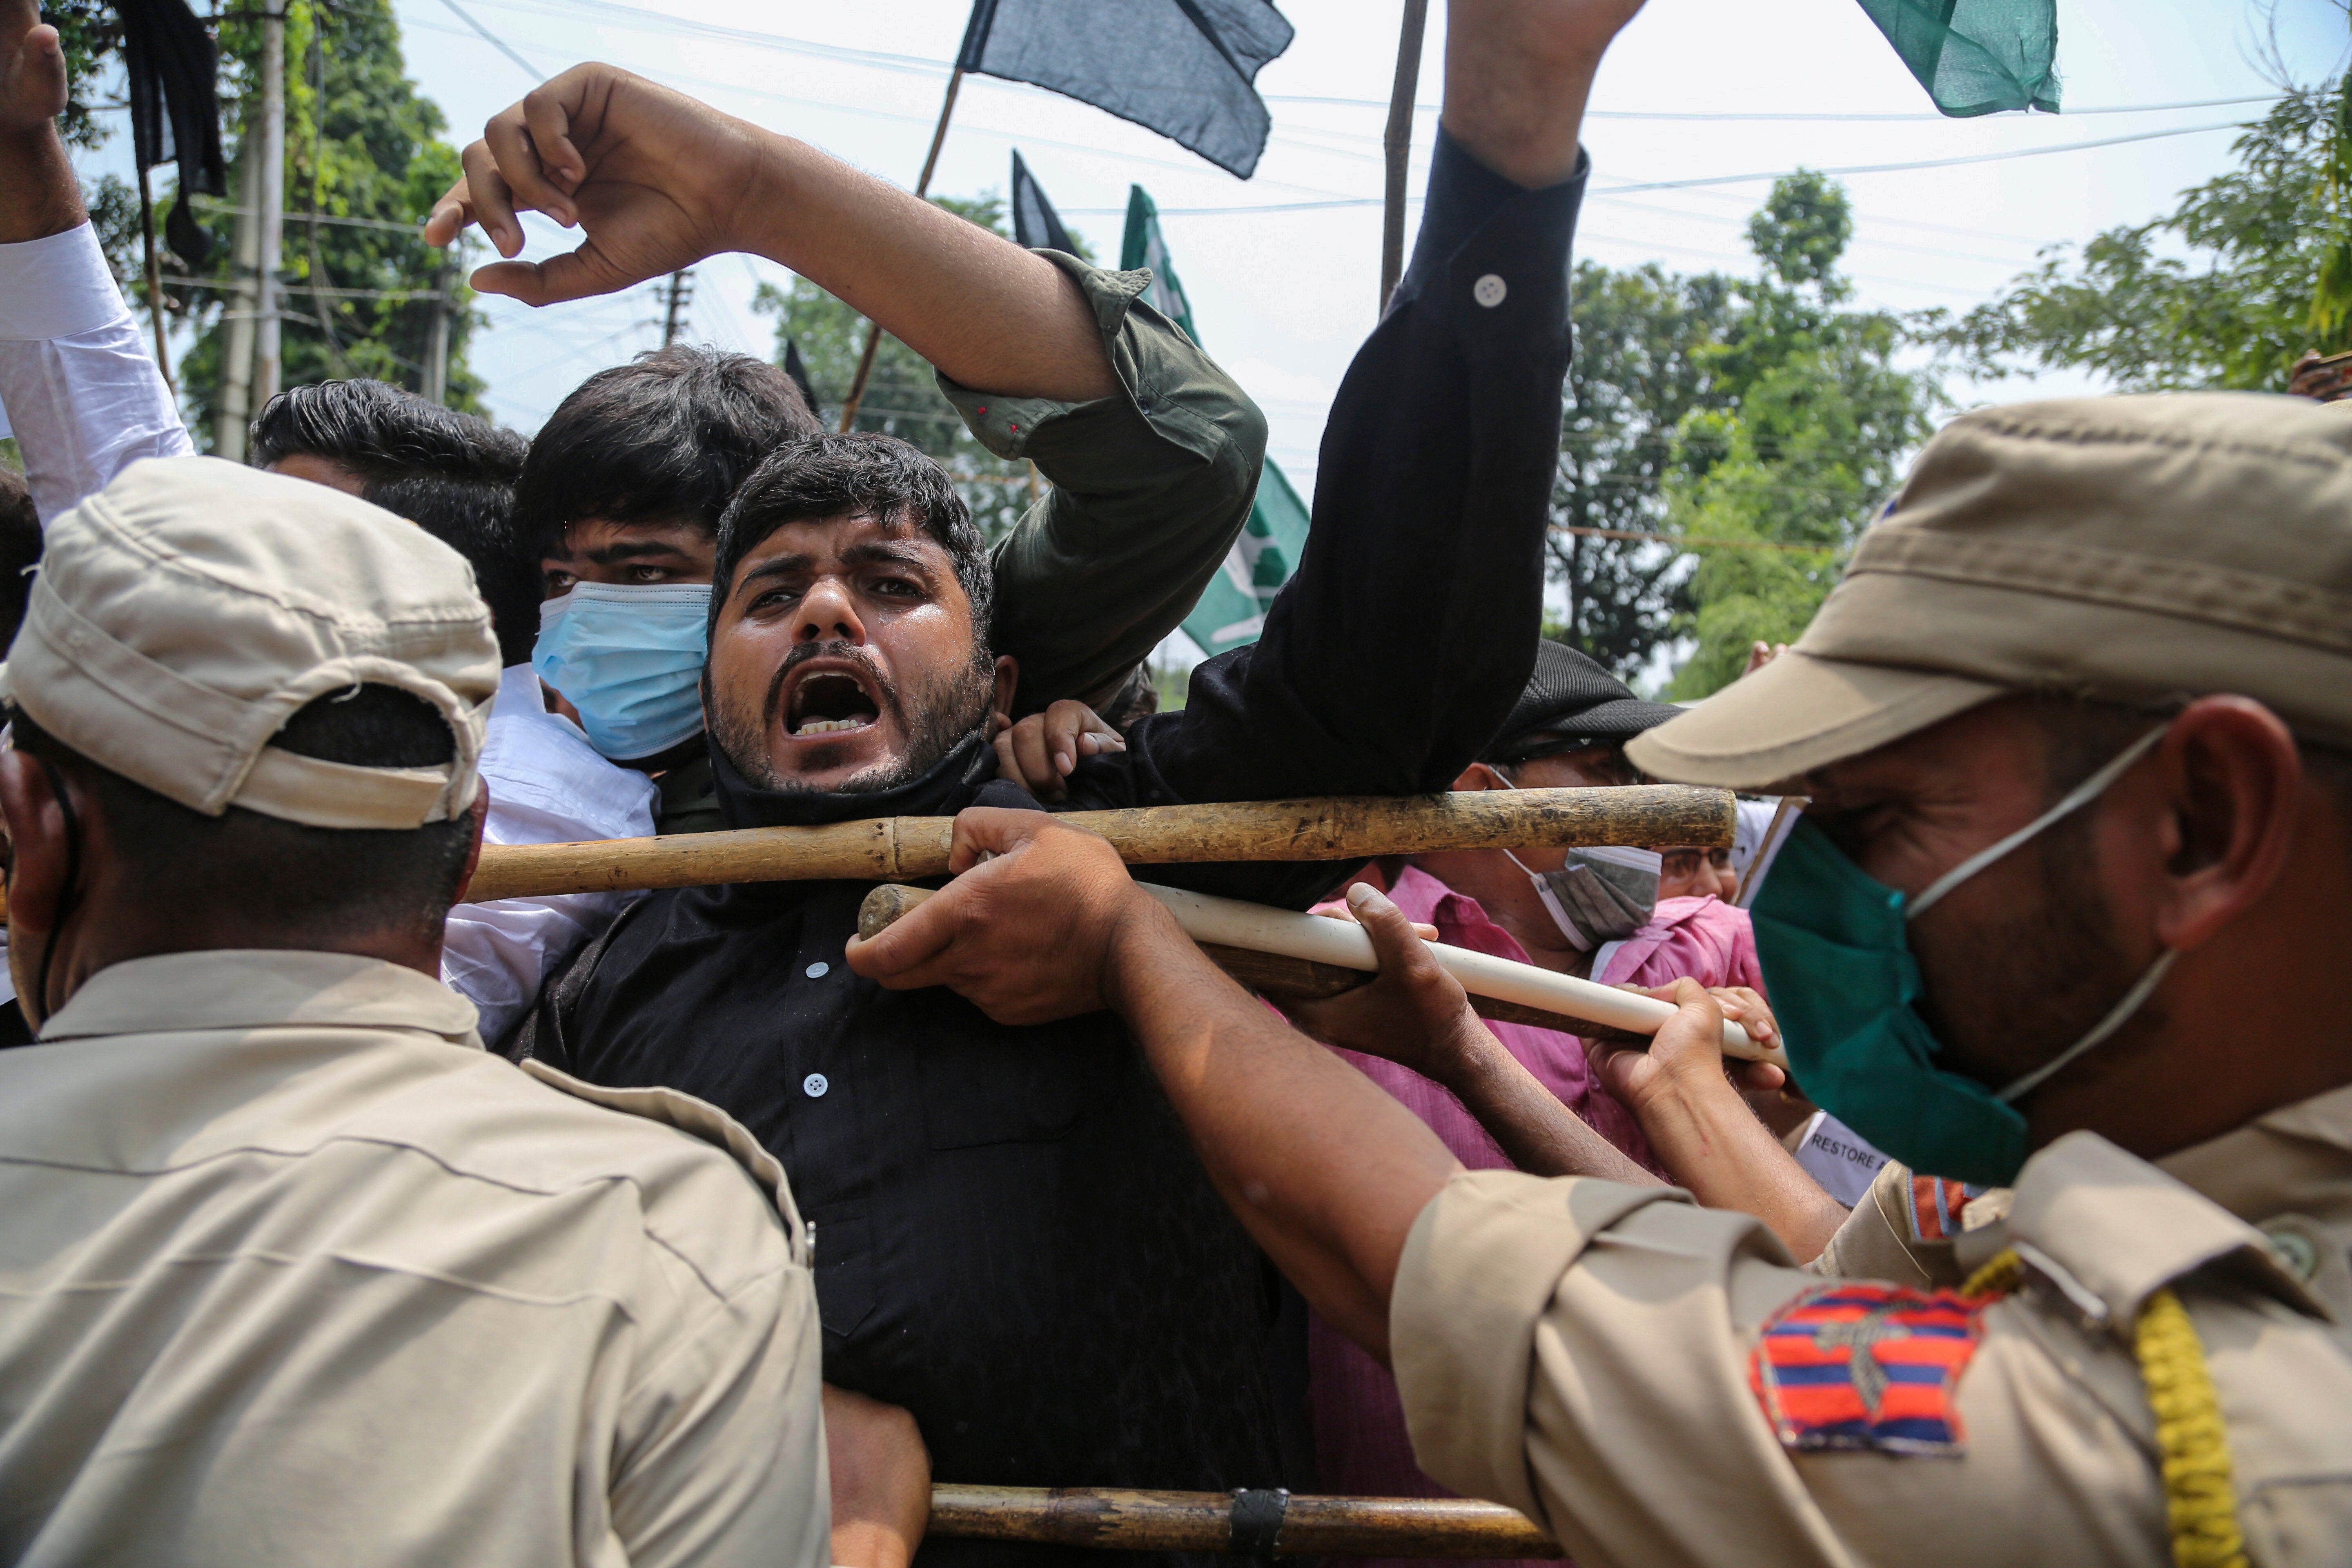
left=385, top=0, right=2348, bottom=484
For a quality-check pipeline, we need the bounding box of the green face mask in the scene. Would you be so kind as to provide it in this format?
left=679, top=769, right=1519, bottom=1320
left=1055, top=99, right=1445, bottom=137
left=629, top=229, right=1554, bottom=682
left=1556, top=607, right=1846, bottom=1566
left=1751, top=728, right=2177, bottom=1187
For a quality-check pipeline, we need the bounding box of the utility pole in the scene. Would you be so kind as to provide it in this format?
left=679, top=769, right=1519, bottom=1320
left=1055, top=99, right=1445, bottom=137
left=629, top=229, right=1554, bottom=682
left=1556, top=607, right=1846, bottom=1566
left=214, top=134, right=261, bottom=460
left=422, top=246, right=453, bottom=404
left=660, top=267, right=693, bottom=347
left=252, top=0, right=288, bottom=409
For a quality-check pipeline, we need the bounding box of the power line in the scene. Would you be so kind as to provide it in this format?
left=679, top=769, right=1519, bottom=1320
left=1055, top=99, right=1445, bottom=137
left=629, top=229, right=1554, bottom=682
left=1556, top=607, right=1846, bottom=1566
left=400, top=14, right=1370, bottom=205
left=1266, top=91, right=2286, bottom=121
left=401, top=12, right=2064, bottom=266
left=436, top=0, right=546, bottom=82
left=450, top=4, right=2289, bottom=130
left=1592, top=178, right=2058, bottom=248
left=1060, top=118, right=2254, bottom=216
left=1608, top=119, right=2254, bottom=194
left=1580, top=191, right=2034, bottom=268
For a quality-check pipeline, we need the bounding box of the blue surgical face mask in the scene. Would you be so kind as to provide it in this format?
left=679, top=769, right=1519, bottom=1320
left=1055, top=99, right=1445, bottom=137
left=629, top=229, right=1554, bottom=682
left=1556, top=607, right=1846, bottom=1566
left=1751, top=727, right=2176, bottom=1187
left=532, top=583, right=713, bottom=761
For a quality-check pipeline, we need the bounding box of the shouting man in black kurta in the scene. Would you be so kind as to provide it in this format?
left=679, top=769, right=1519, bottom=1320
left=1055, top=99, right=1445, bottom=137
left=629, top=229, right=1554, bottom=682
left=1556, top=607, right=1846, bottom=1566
left=438, top=0, right=1648, bottom=1561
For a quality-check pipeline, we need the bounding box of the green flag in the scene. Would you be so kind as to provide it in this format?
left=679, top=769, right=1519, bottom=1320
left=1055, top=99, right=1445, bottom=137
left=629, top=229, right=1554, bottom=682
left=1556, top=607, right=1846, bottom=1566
left=1121, top=183, right=1310, bottom=657
left=1856, top=0, right=2058, bottom=117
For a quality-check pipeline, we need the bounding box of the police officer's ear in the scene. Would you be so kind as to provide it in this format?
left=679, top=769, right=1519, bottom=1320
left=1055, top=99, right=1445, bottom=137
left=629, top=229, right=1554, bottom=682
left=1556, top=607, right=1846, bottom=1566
left=0, top=746, right=76, bottom=942
left=450, top=789, right=491, bottom=908
left=1452, top=761, right=1511, bottom=792
left=2140, top=695, right=2309, bottom=953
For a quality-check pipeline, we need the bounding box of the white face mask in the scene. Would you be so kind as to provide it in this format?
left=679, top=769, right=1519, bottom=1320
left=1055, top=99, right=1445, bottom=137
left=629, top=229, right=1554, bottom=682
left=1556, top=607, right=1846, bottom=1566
left=1503, top=843, right=1663, bottom=951
left=1486, top=766, right=1662, bottom=951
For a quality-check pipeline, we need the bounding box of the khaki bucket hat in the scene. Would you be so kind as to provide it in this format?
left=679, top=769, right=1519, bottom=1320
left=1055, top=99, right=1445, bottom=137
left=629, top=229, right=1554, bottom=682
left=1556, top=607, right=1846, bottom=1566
left=2, top=456, right=499, bottom=828
left=1630, top=392, right=2352, bottom=789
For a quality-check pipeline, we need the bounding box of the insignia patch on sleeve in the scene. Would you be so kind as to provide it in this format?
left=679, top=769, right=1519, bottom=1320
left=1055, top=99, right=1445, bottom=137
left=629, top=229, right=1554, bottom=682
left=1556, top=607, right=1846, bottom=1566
left=1750, top=1283, right=1987, bottom=1456
left=1906, top=1174, right=1984, bottom=1244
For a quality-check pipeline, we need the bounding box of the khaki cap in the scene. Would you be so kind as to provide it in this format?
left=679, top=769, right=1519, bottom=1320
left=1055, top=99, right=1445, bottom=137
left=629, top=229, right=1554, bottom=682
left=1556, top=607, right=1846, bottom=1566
left=1630, top=392, right=2352, bottom=788
left=4, top=457, right=497, bottom=828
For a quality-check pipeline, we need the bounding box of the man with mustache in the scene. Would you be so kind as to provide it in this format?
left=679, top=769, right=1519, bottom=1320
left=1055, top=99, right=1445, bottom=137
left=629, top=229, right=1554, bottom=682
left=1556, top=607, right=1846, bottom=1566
left=853, top=387, right=2352, bottom=1568
left=442, top=0, right=1642, bottom=1556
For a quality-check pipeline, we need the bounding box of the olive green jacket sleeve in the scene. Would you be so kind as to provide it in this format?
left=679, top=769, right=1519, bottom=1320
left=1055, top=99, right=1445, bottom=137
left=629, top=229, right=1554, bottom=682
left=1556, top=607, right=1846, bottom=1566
left=937, top=251, right=1265, bottom=713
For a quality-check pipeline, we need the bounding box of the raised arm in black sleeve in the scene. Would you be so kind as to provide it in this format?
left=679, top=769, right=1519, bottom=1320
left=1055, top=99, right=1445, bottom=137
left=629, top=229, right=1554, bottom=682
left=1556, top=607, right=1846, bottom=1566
left=1067, top=130, right=1586, bottom=902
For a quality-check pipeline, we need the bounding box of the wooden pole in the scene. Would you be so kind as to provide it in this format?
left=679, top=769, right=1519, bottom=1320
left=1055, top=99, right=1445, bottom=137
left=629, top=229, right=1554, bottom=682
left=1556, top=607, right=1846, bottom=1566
left=926, top=1485, right=1562, bottom=1559
left=462, top=785, right=1736, bottom=903
left=837, top=67, right=964, bottom=431
left=134, top=158, right=175, bottom=395
left=1379, top=0, right=1430, bottom=311
left=857, top=880, right=1782, bottom=1067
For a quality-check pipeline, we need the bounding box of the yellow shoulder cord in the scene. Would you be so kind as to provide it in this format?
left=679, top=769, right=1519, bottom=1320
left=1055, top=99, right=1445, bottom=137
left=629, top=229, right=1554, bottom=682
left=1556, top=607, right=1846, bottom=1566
left=1961, top=1249, right=2249, bottom=1568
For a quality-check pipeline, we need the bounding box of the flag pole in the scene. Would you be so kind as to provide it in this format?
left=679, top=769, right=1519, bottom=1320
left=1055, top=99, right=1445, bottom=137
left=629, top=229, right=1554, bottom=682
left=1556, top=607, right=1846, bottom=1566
left=134, top=157, right=176, bottom=395
left=1379, top=0, right=1430, bottom=312
left=837, top=66, right=966, bottom=432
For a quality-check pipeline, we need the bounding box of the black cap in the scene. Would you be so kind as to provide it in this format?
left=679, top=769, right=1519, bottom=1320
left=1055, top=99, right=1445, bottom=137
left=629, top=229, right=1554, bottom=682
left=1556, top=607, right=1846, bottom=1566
left=1482, top=642, right=1684, bottom=765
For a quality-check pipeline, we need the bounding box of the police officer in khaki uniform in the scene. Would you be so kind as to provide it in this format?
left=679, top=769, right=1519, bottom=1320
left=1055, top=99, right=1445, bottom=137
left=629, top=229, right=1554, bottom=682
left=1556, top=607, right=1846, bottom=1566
left=0, top=457, right=856, bottom=1566
left=852, top=390, right=2352, bottom=1568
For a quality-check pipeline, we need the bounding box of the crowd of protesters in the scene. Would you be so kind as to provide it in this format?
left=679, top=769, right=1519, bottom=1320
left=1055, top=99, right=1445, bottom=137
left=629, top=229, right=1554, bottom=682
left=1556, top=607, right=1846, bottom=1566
left=4, top=0, right=2352, bottom=1564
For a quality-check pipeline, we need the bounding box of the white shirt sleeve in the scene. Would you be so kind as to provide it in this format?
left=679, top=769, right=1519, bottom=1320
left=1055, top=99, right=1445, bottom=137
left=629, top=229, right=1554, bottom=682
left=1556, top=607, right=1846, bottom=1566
left=442, top=666, right=659, bottom=1045
left=0, top=223, right=195, bottom=524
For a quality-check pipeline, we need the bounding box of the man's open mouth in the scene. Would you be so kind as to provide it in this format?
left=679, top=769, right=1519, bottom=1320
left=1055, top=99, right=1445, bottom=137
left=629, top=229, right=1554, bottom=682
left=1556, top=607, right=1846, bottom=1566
left=783, top=668, right=883, bottom=738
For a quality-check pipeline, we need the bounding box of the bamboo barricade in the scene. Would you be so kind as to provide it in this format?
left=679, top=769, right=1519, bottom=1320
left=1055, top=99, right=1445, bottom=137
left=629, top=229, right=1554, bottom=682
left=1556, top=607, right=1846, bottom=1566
left=461, top=786, right=1733, bottom=904
left=857, top=881, right=1786, bottom=1069
left=927, top=1484, right=1562, bottom=1559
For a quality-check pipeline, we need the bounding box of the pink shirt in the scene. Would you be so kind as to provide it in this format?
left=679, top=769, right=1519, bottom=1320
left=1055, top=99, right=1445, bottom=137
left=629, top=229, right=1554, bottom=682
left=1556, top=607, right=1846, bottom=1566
left=1304, top=864, right=1764, bottom=1564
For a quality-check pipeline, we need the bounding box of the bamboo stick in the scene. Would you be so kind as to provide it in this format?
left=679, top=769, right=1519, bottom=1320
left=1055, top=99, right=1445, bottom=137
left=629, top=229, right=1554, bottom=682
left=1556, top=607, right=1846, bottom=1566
left=855, top=881, right=1786, bottom=1069
left=926, top=1484, right=1562, bottom=1558
left=462, top=786, right=1734, bottom=904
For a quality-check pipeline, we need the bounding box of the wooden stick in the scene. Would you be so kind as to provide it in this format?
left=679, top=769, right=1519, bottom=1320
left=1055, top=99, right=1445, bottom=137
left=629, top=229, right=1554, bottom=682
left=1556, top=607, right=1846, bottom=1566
left=1379, top=0, right=1431, bottom=310
left=855, top=881, right=1786, bottom=1069
left=837, top=65, right=964, bottom=430
left=464, top=785, right=1734, bottom=904
left=927, top=1484, right=1562, bottom=1558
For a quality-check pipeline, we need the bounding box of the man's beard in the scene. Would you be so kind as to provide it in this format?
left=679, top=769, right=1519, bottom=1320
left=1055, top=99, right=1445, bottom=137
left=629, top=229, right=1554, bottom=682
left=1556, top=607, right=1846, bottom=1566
left=1911, top=813, right=2163, bottom=1097
left=713, top=639, right=996, bottom=796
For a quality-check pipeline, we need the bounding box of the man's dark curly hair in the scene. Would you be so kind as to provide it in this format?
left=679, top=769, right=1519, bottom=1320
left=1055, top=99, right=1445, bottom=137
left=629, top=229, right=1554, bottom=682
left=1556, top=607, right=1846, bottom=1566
left=513, top=344, right=824, bottom=562
left=249, top=379, right=538, bottom=664
left=711, top=432, right=993, bottom=641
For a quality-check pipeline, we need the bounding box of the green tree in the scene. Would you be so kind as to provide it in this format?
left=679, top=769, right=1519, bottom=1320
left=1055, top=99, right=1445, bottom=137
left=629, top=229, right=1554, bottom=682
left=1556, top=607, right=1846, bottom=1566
left=754, top=193, right=1084, bottom=541
left=1548, top=262, right=1737, bottom=674
left=1551, top=171, right=1937, bottom=693
left=1664, top=176, right=1938, bottom=697
left=49, top=0, right=484, bottom=436
left=1928, top=88, right=2350, bottom=391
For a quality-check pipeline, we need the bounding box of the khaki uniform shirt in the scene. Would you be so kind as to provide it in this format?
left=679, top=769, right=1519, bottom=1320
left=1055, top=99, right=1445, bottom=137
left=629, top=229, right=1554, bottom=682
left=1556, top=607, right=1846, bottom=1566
left=1392, top=1084, right=2352, bottom=1567
left=0, top=950, right=826, bottom=1568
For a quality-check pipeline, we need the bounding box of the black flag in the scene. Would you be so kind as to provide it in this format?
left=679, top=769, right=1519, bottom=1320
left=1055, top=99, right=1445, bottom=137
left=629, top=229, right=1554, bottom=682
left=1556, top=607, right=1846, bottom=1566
left=956, top=0, right=1294, bottom=180
left=116, top=0, right=227, bottom=268
left=1009, top=151, right=1079, bottom=255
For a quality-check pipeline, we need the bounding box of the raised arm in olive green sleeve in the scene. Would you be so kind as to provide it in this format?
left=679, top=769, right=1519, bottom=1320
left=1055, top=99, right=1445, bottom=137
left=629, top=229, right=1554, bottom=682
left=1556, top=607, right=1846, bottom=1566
left=938, top=252, right=1265, bottom=714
